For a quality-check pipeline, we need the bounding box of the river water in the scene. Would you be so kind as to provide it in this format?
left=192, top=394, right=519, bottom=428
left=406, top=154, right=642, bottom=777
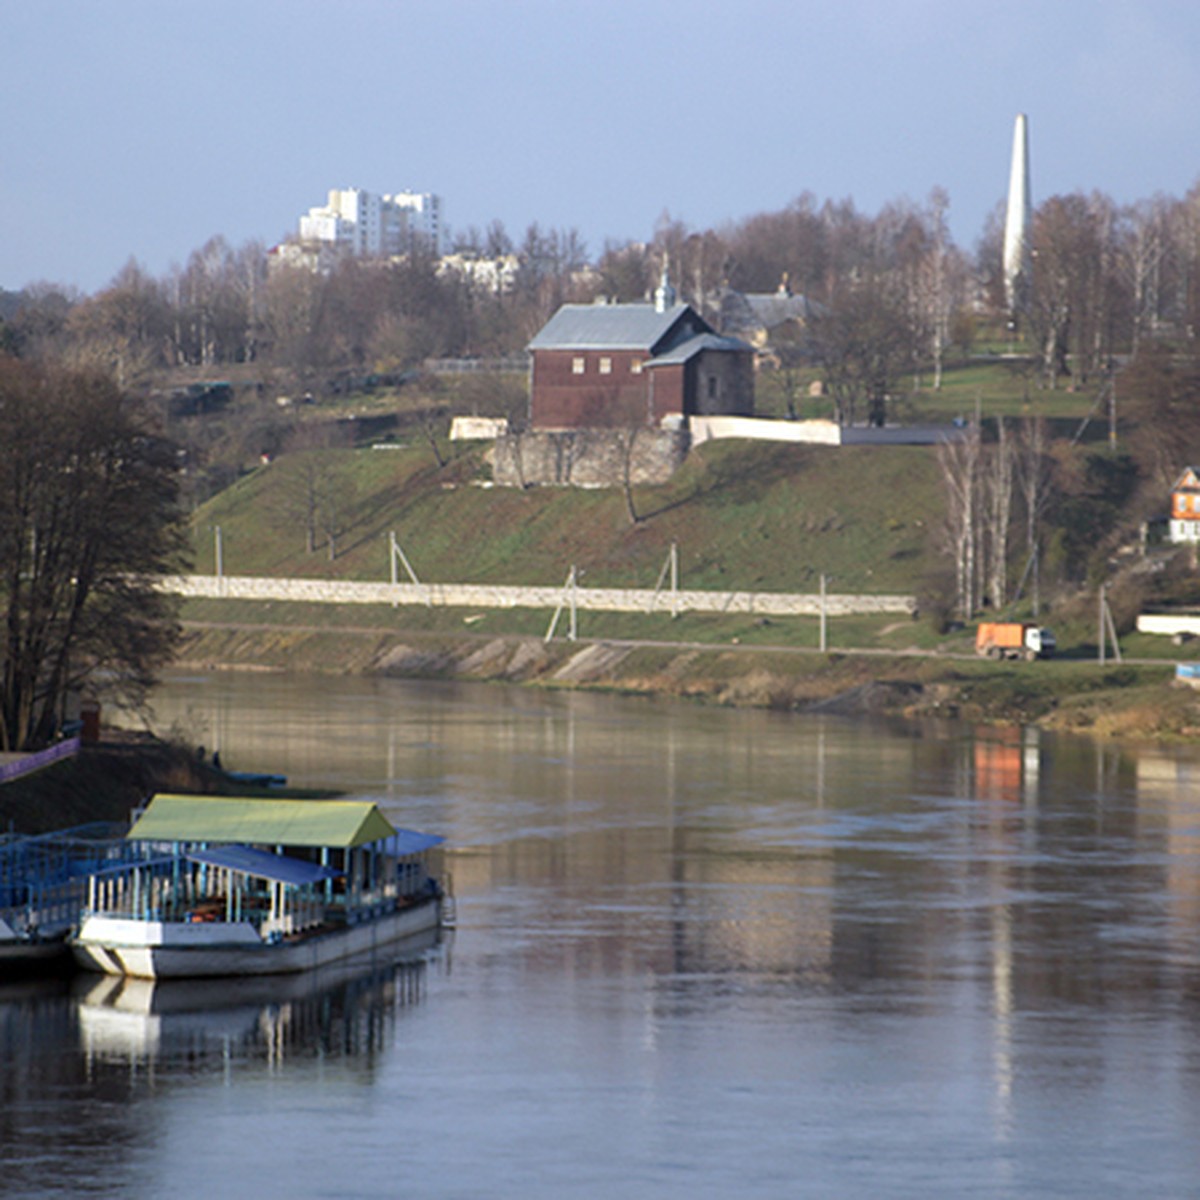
left=4, top=670, right=1200, bottom=1198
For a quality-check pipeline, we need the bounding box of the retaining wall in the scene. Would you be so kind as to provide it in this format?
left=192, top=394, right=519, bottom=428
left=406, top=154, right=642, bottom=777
left=492, top=429, right=690, bottom=487
left=165, top=575, right=916, bottom=617
left=689, top=415, right=966, bottom=446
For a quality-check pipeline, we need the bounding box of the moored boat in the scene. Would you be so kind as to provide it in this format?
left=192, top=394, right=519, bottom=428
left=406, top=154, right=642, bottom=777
left=71, top=794, right=446, bottom=980
left=1, top=823, right=135, bottom=974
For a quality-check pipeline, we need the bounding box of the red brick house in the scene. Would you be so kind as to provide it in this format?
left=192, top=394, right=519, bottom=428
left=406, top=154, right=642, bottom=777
left=527, top=281, right=754, bottom=430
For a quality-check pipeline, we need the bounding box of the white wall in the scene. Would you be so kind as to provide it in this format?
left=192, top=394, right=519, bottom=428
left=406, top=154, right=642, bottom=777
left=164, top=575, right=917, bottom=617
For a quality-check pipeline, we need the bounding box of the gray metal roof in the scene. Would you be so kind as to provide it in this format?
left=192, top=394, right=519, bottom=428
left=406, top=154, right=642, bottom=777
left=644, top=332, right=754, bottom=367
left=742, top=292, right=817, bottom=327
left=527, top=303, right=700, bottom=351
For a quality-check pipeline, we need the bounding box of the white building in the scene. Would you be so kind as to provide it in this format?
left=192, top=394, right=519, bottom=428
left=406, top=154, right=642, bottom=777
left=437, top=252, right=521, bottom=294
left=297, top=188, right=442, bottom=258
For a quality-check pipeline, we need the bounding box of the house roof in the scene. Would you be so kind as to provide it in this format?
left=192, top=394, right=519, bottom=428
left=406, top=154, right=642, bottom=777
left=127, top=795, right=399, bottom=849
left=717, top=288, right=822, bottom=339
left=1172, top=467, right=1200, bottom=492
left=644, top=331, right=753, bottom=367
left=527, top=303, right=702, bottom=352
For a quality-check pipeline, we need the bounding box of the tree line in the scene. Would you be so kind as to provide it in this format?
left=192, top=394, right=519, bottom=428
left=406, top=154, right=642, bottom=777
left=4, top=181, right=1200, bottom=720
left=3, top=182, right=1200, bottom=404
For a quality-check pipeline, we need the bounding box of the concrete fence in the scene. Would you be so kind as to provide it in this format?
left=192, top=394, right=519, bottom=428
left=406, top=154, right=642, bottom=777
left=689, top=415, right=966, bottom=446
left=164, top=575, right=916, bottom=618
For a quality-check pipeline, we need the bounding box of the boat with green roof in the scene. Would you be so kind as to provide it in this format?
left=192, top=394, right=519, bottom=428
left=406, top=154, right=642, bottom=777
left=70, top=794, right=446, bottom=979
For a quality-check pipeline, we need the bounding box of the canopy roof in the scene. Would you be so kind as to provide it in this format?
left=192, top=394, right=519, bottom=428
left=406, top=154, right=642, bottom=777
left=387, top=829, right=446, bottom=856
left=186, top=845, right=342, bottom=886
left=128, top=795, right=399, bottom=849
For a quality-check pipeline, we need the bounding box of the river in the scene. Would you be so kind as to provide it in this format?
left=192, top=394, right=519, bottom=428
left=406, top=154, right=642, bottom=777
left=3, top=670, right=1200, bottom=1198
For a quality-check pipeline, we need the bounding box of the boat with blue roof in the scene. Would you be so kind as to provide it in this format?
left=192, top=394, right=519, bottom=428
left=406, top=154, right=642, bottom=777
left=70, top=794, right=447, bottom=979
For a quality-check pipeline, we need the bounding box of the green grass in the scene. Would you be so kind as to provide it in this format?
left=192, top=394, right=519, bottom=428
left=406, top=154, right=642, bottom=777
left=753, top=355, right=1104, bottom=426
left=189, top=439, right=946, bottom=595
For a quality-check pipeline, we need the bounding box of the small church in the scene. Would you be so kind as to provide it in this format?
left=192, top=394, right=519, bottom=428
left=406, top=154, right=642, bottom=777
left=526, top=269, right=755, bottom=430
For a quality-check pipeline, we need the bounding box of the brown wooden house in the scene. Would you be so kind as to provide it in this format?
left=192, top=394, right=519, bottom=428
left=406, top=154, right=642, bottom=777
left=527, top=285, right=754, bottom=430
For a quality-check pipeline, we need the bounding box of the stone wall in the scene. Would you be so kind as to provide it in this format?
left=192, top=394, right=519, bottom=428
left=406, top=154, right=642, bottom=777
left=164, top=575, right=917, bottom=617
left=492, top=428, right=689, bottom=487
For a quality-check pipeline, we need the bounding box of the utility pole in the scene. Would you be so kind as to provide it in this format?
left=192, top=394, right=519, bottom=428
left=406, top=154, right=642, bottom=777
left=389, top=531, right=428, bottom=606
left=1098, top=583, right=1122, bottom=664
left=214, top=525, right=224, bottom=596
left=544, top=565, right=579, bottom=643
left=819, top=574, right=829, bottom=653
left=651, top=542, right=680, bottom=618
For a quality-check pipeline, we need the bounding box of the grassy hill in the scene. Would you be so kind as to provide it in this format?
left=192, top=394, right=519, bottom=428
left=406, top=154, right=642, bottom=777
left=188, top=438, right=946, bottom=596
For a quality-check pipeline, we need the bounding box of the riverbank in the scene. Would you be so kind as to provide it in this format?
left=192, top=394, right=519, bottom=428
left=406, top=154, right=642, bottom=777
left=2, top=627, right=1193, bottom=835
left=0, top=731, right=217, bottom=834
left=175, top=618, right=1200, bottom=743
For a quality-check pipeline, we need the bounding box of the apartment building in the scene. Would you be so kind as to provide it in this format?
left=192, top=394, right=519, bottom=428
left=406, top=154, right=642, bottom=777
left=298, top=188, right=442, bottom=257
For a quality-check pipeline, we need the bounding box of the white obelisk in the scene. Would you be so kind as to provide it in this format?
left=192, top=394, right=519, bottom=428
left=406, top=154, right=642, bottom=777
left=1003, top=113, right=1032, bottom=323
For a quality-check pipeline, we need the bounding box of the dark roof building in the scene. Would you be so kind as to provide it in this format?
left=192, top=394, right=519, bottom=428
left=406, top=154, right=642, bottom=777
left=527, top=273, right=754, bottom=430
left=715, top=279, right=818, bottom=351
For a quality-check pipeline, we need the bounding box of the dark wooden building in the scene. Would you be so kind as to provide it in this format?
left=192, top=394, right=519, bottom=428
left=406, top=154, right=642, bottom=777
left=527, top=287, right=754, bottom=430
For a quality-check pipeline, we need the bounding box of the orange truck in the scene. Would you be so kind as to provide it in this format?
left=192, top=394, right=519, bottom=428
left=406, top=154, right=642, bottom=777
left=975, top=621, right=1056, bottom=661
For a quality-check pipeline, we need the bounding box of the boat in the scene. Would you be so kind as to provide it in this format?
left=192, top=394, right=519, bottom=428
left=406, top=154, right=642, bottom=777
left=70, top=794, right=446, bottom=980
left=73, top=932, right=437, bottom=1063
left=1, top=823, right=136, bottom=974
left=0, top=916, right=72, bottom=969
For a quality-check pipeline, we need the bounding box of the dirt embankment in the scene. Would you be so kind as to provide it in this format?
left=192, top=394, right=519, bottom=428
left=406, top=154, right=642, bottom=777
left=0, top=731, right=230, bottom=835
left=175, top=623, right=1200, bottom=743
left=6, top=632, right=1198, bottom=834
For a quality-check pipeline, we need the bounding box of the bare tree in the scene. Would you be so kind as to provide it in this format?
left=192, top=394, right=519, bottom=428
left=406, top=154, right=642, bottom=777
left=1013, top=416, right=1052, bottom=613
left=938, top=424, right=982, bottom=619
left=0, top=360, right=187, bottom=750
left=807, top=280, right=913, bottom=426
left=982, top=418, right=1014, bottom=608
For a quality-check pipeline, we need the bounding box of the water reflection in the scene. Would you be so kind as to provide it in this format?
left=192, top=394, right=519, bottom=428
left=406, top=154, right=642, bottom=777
left=72, top=931, right=441, bottom=1073
left=77, top=671, right=1200, bottom=1197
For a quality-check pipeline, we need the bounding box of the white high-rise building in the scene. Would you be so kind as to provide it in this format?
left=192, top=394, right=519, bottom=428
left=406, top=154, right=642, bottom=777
left=385, top=191, right=441, bottom=254
left=298, top=188, right=442, bottom=257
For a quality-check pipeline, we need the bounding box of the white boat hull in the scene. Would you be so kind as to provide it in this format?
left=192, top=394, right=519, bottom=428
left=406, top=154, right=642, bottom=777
left=71, top=899, right=441, bottom=980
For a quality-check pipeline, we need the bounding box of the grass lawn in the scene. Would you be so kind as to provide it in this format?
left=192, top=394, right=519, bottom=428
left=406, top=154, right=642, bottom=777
left=188, top=439, right=946, bottom=595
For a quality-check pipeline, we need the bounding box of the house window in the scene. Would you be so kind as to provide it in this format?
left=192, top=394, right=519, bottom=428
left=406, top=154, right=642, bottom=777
left=572, top=357, right=586, bottom=375
left=599, top=357, right=612, bottom=375
left=630, top=359, right=643, bottom=374
left=707, top=376, right=719, bottom=400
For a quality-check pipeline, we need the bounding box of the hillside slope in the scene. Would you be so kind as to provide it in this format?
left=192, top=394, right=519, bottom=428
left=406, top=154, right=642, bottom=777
left=190, top=439, right=944, bottom=596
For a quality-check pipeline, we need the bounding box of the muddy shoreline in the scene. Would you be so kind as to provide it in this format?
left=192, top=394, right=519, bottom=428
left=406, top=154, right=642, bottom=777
left=173, top=623, right=1200, bottom=743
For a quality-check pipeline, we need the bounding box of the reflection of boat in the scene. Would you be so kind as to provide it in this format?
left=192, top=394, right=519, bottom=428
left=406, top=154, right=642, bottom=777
left=0, top=916, right=72, bottom=969
left=73, top=932, right=437, bottom=1062
left=71, top=795, right=446, bottom=980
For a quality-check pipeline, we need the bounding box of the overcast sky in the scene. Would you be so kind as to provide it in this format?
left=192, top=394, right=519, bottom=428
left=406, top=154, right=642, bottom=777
left=3, top=0, right=1199, bottom=294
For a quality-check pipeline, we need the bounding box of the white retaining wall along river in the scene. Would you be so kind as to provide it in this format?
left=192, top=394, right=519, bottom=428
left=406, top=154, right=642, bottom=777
left=164, top=576, right=917, bottom=617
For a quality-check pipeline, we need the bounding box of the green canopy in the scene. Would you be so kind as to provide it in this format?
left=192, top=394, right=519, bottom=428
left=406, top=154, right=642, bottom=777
left=127, top=794, right=398, bottom=849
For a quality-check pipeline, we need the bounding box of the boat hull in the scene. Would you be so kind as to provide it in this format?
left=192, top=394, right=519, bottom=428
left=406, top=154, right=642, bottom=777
left=71, top=899, right=441, bottom=980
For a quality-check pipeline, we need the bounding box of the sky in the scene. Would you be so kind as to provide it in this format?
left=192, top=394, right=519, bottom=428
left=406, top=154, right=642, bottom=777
left=3, top=0, right=1200, bottom=295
